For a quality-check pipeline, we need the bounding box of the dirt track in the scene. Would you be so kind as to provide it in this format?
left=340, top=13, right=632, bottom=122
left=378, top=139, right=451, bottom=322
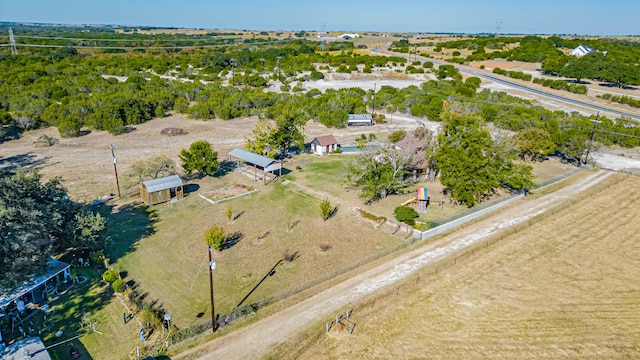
left=175, top=170, right=614, bottom=359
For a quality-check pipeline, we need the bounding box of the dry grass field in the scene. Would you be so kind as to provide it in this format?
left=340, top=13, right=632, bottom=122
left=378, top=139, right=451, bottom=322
left=275, top=174, right=640, bottom=359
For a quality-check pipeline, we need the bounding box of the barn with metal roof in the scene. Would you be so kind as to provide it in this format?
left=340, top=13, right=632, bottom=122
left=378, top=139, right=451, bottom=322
left=228, top=148, right=282, bottom=184
left=140, top=174, right=184, bottom=205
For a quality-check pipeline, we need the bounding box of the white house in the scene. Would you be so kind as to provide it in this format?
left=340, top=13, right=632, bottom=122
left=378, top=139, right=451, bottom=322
left=571, top=44, right=596, bottom=57
left=339, top=33, right=360, bottom=39
left=310, top=135, right=338, bottom=155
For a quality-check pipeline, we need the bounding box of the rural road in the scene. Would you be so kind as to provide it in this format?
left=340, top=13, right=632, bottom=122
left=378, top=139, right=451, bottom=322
left=375, top=46, right=640, bottom=122
left=176, top=169, right=614, bottom=360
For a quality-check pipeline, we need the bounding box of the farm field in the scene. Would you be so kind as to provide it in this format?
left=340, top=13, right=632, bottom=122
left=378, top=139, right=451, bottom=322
left=273, top=174, right=640, bottom=359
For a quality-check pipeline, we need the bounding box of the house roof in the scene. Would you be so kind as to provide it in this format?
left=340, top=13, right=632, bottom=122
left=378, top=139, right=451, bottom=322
left=1, top=337, right=51, bottom=360
left=229, top=148, right=278, bottom=169
left=0, top=259, right=70, bottom=309
left=348, top=114, right=373, bottom=121
left=394, top=135, right=426, bottom=152
left=141, top=174, right=182, bottom=193
left=572, top=44, right=596, bottom=55
left=311, top=135, right=337, bottom=146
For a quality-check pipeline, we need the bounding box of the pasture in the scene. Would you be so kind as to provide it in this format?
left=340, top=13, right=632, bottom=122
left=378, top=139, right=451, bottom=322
left=272, top=174, right=640, bottom=359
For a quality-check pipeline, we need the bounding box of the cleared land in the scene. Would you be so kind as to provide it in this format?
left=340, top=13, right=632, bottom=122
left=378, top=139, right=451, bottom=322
left=272, top=174, right=640, bottom=359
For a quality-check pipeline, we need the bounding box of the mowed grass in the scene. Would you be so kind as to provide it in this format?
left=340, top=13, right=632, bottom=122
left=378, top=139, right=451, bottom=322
left=273, top=174, right=640, bottom=359
left=112, top=170, right=404, bottom=331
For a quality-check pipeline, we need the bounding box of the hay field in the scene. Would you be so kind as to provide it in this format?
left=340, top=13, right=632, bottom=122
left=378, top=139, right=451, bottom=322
left=281, top=175, right=640, bottom=359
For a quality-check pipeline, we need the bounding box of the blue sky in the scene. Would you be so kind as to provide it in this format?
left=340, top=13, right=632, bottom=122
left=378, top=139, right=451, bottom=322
left=1, top=0, right=638, bottom=35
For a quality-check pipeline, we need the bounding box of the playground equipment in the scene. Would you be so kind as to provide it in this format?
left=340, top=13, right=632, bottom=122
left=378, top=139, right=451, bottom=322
left=416, top=187, right=429, bottom=212
left=401, top=198, right=417, bottom=206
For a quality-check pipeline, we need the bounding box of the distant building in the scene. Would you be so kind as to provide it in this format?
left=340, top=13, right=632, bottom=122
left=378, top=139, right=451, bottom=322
left=339, top=33, right=360, bottom=39
left=310, top=135, right=338, bottom=155
left=571, top=44, right=596, bottom=57
left=347, top=114, right=374, bottom=127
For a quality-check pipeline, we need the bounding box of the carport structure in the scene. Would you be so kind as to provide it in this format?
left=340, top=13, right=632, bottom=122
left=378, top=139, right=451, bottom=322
left=228, top=148, right=282, bottom=185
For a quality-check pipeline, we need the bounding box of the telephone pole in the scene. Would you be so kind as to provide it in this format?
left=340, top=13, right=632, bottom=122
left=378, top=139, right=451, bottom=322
left=208, top=246, right=217, bottom=332
left=110, top=144, right=121, bottom=198
left=371, top=82, right=377, bottom=118
left=584, top=113, right=601, bottom=166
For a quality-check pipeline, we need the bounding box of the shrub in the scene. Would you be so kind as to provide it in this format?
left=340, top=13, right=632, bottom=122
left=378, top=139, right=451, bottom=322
left=204, top=225, right=226, bottom=251
left=319, top=198, right=332, bottom=221
left=394, top=205, right=419, bottom=225
left=319, top=242, right=332, bottom=252
left=280, top=84, right=291, bottom=92
left=283, top=248, right=299, bottom=262
left=34, top=135, right=58, bottom=148
left=102, top=269, right=118, bottom=283
left=388, top=130, right=406, bottom=143
left=333, top=148, right=342, bottom=153
left=112, top=279, right=126, bottom=293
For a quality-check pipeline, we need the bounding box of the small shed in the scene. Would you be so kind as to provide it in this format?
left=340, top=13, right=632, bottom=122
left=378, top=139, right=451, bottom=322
left=228, top=148, right=282, bottom=185
left=348, top=114, right=374, bottom=127
left=310, top=135, right=338, bottom=156
left=140, top=174, right=184, bottom=205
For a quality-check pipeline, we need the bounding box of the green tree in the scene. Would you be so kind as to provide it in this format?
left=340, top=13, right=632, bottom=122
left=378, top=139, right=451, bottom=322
left=0, top=168, right=106, bottom=289
left=204, top=225, right=226, bottom=251
left=179, top=140, right=219, bottom=176
left=346, top=144, right=411, bottom=202
left=514, top=128, right=556, bottom=161
left=124, top=155, right=176, bottom=191
left=388, top=130, right=407, bottom=143
left=394, top=205, right=419, bottom=225
left=435, top=112, right=533, bottom=206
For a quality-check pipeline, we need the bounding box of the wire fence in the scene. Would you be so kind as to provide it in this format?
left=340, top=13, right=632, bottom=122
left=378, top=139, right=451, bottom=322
left=161, top=166, right=595, bottom=349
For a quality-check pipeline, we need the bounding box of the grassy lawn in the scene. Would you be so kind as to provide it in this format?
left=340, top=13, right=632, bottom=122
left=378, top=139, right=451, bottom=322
left=52, top=154, right=579, bottom=359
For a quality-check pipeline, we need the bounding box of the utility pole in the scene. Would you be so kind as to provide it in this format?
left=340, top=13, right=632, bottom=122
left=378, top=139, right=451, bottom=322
left=371, top=82, right=377, bottom=118
left=208, top=246, right=217, bottom=332
left=584, top=113, right=601, bottom=166
left=276, top=56, right=282, bottom=82
left=110, top=144, right=121, bottom=198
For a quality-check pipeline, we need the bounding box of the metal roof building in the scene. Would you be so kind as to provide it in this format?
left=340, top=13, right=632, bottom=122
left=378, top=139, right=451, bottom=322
left=140, top=174, right=184, bottom=205
left=228, top=148, right=282, bottom=184
left=1, top=337, right=51, bottom=360
left=347, top=114, right=374, bottom=126
left=0, top=259, right=70, bottom=309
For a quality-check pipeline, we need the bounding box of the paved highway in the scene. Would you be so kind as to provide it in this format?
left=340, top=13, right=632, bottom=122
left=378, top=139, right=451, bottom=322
left=377, top=46, right=640, bottom=121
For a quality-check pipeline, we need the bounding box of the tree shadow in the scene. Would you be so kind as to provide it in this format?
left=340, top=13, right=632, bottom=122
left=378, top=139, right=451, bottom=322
left=100, top=203, right=158, bottom=263
left=0, top=153, right=51, bottom=172
left=221, top=232, right=244, bottom=250
left=567, top=79, right=591, bottom=85
left=233, top=210, right=245, bottom=221
left=183, top=183, right=200, bottom=195
left=214, top=160, right=238, bottom=177
left=328, top=205, right=339, bottom=220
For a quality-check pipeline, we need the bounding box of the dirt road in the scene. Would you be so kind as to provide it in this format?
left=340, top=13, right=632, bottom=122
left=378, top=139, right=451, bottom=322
left=175, top=170, right=613, bottom=360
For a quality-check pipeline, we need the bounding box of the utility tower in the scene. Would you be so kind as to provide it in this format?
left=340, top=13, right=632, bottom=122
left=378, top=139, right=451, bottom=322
left=495, top=20, right=503, bottom=38
left=319, top=22, right=327, bottom=52
left=9, top=28, right=17, bottom=55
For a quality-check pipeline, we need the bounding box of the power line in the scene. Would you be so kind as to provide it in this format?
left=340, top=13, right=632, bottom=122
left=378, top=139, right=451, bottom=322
left=15, top=35, right=236, bottom=42
left=0, top=38, right=292, bottom=51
